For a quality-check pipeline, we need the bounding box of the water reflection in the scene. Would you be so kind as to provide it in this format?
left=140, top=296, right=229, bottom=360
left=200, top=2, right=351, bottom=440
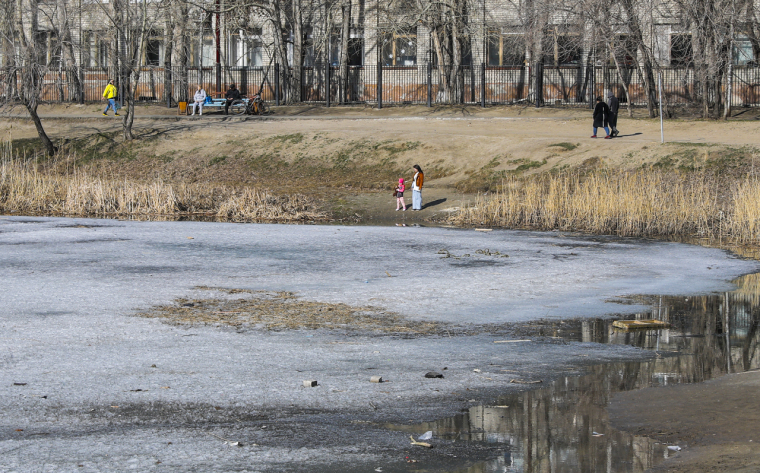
left=399, top=272, right=760, bottom=473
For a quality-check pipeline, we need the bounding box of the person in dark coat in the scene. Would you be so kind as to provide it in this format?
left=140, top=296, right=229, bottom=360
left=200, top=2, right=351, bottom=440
left=607, top=92, right=620, bottom=137
left=224, top=83, right=242, bottom=115
left=592, top=96, right=611, bottom=139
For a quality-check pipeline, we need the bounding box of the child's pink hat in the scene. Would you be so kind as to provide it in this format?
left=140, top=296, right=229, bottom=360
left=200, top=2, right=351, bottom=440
left=399, top=178, right=404, bottom=183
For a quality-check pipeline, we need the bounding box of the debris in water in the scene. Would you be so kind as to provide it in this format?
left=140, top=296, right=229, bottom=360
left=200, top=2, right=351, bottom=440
left=410, top=435, right=433, bottom=448
left=667, top=445, right=682, bottom=451
left=510, top=379, right=542, bottom=384
left=209, top=432, right=243, bottom=447
left=418, top=431, right=433, bottom=441
left=424, top=372, right=444, bottom=379
left=303, top=380, right=318, bottom=387
left=612, top=319, right=671, bottom=331
left=494, top=339, right=531, bottom=343
left=370, top=376, right=384, bottom=383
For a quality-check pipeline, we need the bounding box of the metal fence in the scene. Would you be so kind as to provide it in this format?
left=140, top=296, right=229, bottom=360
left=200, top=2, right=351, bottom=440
left=2, top=63, right=759, bottom=108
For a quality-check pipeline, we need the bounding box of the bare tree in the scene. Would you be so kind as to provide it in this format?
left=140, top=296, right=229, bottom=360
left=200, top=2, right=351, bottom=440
left=2, top=0, right=57, bottom=155
left=96, top=0, right=153, bottom=140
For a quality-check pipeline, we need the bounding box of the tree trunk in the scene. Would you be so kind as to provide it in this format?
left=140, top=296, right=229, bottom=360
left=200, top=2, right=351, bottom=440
left=16, top=0, right=56, bottom=155
left=171, top=1, right=189, bottom=102
left=620, top=0, right=657, bottom=117
left=339, top=0, right=350, bottom=104
left=432, top=28, right=449, bottom=102
left=271, top=0, right=291, bottom=103
left=25, top=102, right=56, bottom=156
left=292, top=0, right=303, bottom=102
left=57, top=0, right=82, bottom=101
left=0, top=0, right=16, bottom=102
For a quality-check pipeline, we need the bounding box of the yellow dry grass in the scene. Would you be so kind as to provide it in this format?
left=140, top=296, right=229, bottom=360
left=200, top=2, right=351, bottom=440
left=0, top=143, right=323, bottom=222
left=452, top=170, right=760, bottom=243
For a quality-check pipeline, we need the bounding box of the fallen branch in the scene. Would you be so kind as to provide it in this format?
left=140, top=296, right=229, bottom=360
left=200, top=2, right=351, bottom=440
left=409, top=435, right=433, bottom=448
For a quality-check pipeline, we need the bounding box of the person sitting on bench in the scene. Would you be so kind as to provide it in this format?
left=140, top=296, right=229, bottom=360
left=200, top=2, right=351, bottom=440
left=225, top=84, right=241, bottom=115
left=191, top=85, right=206, bottom=116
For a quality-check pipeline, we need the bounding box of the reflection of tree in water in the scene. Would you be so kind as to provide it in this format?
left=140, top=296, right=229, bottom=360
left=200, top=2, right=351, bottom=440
left=415, top=273, right=760, bottom=473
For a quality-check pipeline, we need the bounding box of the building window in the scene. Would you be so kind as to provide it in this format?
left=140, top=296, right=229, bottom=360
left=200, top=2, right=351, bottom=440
left=145, top=38, right=162, bottom=66
left=230, top=28, right=263, bottom=67
left=381, top=29, right=417, bottom=66
left=35, top=31, right=61, bottom=67
left=82, top=31, right=111, bottom=67
left=303, top=28, right=315, bottom=67
left=556, top=35, right=582, bottom=65
left=608, top=35, right=636, bottom=66
left=733, top=37, right=755, bottom=65
left=542, top=32, right=582, bottom=66
left=670, top=34, right=692, bottom=67
left=98, top=38, right=110, bottom=67
left=190, top=36, right=215, bottom=67
left=330, top=29, right=364, bottom=66
left=487, top=32, right=525, bottom=66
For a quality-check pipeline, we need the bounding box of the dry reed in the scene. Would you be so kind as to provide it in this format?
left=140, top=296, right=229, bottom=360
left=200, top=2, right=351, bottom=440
left=452, top=170, right=760, bottom=243
left=0, top=143, right=323, bottom=222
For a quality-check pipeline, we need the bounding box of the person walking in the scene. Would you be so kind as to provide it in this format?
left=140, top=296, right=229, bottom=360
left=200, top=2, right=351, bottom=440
left=191, top=85, right=207, bottom=116
left=411, top=165, right=424, bottom=211
left=607, top=92, right=620, bottom=137
left=102, top=79, right=118, bottom=116
left=591, top=96, right=611, bottom=139
left=224, top=83, right=241, bottom=115
left=395, top=178, right=406, bottom=211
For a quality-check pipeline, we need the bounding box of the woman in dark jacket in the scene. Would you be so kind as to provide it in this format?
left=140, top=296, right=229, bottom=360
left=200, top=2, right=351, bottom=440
left=592, top=96, right=611, bottom=139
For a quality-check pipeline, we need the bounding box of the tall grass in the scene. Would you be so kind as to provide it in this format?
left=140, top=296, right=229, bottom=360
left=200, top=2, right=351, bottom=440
left=452, top=170, right=760, bottom=243
left=0, top=144, right=322, bottom=222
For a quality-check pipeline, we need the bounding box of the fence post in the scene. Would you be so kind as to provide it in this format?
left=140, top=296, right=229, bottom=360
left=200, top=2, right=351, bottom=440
left=79, top=66, right=85, bottom=104
left=325, top=62, right=330, bottom=107
left=377, top=61, right=383, bottom=109
left=588, top=63, right=595, bottom=109
left=481, top=63, right=486, bottom=107
left=216, top=63, right=222, bottom=98
left=275, top=63, right=280, bottom=106
left=165, top=64, right=172, bottom=108
left=535, top=62, right=543, bottom=108
left=427, top=62, right=432, bottom=107
left=470, top=66, right=475, bottom=103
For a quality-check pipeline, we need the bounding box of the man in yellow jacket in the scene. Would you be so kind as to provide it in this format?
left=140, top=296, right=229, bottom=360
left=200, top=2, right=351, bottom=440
left=102, top=80, right=119, bottom=116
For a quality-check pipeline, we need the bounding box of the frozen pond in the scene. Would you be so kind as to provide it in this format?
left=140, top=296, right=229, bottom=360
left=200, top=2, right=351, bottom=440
left=0, top=216, right=757, bottom=472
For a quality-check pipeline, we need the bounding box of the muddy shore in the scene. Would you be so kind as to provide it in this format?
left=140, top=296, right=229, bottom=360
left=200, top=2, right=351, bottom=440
left=610, top=369, right=760, bottom=472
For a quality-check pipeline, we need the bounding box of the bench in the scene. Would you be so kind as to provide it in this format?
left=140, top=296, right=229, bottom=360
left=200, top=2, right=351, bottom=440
left=184, top=96, right=250, bottom=115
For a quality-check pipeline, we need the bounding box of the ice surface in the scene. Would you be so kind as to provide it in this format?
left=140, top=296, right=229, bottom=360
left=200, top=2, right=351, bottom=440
left=0, top=217, right=754, bottom=324
left=0, top=216, right=756, bottom=472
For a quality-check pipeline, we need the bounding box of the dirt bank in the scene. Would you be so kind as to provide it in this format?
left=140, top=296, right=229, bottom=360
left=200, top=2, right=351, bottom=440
left=609, top=370, right=760, bottom=472
left=2, top=103, right=759, bottom=222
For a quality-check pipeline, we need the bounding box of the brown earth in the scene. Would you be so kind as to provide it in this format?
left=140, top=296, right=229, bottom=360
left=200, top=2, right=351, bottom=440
left=2, top=103, right=759, bottom=223
left=609, top=370, right=760, bottom=473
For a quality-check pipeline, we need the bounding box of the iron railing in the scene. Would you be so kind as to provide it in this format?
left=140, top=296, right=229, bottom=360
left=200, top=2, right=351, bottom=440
left=2, top=64, right=759, bottom=108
